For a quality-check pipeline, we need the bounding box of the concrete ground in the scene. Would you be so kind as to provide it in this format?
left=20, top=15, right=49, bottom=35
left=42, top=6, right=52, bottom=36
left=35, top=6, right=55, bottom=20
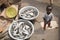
left=21, top=0, right=60, bottom=40
left=0, top=0, right=60, bottom=40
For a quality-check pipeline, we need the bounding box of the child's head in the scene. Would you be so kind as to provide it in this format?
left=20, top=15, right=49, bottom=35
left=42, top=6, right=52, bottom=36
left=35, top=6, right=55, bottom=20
left=46, top=5, right=53, bottom=14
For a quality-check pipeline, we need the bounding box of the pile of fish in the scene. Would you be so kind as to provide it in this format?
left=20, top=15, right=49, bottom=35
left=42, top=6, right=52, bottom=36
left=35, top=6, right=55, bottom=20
left=20, top=8, right=37, bottom=18
left=9, top=20, right=33, bottom=39
left=19, top=6, right=39, bottom=20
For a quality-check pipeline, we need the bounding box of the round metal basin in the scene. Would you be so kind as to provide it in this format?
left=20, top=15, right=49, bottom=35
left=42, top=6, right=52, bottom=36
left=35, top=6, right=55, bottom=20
left=19, top=6, right=39, bottom=20
left=8, top=19, right=34, bottom=40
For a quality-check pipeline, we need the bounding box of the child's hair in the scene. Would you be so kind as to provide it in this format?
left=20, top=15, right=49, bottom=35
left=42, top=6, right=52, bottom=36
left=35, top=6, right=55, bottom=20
left=46, top=5, right=53, bottom=11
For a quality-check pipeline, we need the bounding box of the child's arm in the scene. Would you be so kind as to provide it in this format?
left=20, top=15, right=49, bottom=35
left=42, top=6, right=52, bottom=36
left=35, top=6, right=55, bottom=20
left=48, top=13, right=53, bottom=22
left=43, top=14, right=46, bottom=21
left=48, top=16, right=53, bottom=22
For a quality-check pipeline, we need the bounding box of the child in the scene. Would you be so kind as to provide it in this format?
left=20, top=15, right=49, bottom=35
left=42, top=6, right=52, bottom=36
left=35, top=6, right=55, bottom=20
left=43, top=5, right=53, bottom=30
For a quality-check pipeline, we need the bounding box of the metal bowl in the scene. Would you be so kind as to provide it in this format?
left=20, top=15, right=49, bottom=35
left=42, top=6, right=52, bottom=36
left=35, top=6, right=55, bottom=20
left=19, top=6, right=39, bottom=20
left=8, top=19, right=34, bottom=40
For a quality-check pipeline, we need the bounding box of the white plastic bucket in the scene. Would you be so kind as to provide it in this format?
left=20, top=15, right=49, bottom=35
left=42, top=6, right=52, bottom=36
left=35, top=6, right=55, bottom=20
left=19, top=6, right=39, bottom=20
left=8, top=19, right=34, bottom=40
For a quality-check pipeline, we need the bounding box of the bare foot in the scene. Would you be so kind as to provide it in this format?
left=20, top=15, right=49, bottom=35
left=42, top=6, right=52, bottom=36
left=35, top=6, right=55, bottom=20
left=43, top=27, right=46, bottom=31
left=48, top=26, right=52, bottom=28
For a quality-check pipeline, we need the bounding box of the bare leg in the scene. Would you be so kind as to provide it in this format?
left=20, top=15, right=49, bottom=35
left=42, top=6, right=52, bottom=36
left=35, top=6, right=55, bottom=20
left=48, top=22, right=52, bottom=28
left=43, top=22, right=46, bottom=30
